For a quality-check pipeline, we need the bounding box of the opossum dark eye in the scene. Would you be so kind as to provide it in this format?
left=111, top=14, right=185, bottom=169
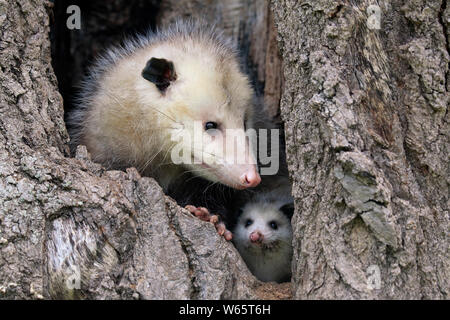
left=205, top=122, right=218, bottom=131
left=245, top=219, right=253, bottom=228
left=269, top=221, right=278, bottom=230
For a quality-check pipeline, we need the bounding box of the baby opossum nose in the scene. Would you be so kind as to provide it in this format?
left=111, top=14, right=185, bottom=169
left=241, top=168, right=261, bottom=188
left=250, top=231, right=264, bottom=243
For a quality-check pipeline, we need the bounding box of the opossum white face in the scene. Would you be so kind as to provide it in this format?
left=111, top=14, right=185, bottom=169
left=234, top=201, right=293, bottom=251
left=139, top=50, right=261, bottom=189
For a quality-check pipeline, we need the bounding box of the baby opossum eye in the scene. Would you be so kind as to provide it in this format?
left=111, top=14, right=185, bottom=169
left=269, top=221, right=278, bottom=230
left=205, top=122, right=218, bottom=131
left=245, top=219, right=253, bottom=228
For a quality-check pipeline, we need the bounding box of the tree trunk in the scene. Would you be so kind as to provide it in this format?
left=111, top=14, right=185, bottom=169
left=0, top=0, right=448, bottom=300
left=272, top=0, right=449, bottom=299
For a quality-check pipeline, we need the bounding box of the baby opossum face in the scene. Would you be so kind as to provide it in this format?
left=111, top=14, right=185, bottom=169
left=234, top=201, right=293, bottom=251
left=139, top=50, right=261, bottom=189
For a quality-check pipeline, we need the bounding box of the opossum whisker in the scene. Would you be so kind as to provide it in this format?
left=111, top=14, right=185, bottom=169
left=139, top=143, right=170, bottom=173
left=141, top=137, right=173, bottom=170
left=203, top=180, right=221, bottom=194
left=139, top=128, right=188, bottom=173
left=150, top=136, right=221, bottom=174
left=178, top=168, right=220, bottom=186
left=158, top=134, right=186, bottom=168
left=136, top=149, right=160, bottom=173
left=182, top=167, right=215, bottom=181
left=157, top=140, right=222, bottom=168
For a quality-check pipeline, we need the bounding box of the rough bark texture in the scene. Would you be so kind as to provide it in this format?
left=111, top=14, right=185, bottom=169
left=0, top=0, right=448, bottom=300
left=272, top=0, right=449, bottom=299
left=0, top=0, right=292, bottom=300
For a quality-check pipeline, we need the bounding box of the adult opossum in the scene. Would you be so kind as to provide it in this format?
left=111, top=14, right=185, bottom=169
left=69, top=20, right=262, bottom=236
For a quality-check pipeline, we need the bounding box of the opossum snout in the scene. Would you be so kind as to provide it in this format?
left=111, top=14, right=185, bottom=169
left=250, top=231, right=264, bottom=243
left=240, top=167, right=261, bottom=188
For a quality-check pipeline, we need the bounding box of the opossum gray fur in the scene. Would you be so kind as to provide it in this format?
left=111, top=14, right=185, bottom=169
left=69, top=19, right=261, bottom=194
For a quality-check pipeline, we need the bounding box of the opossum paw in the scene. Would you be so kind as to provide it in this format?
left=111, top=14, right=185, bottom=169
left=216, top=221, right=233, bottom=241
left=184, top=205, right=233, bottom=241
left=185, top=205, right=210, bottom=221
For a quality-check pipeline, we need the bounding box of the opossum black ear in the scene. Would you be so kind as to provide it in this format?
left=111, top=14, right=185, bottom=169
left=279, top=203, right=294, bottom=220
left=141, top=57, right=177, bottom=92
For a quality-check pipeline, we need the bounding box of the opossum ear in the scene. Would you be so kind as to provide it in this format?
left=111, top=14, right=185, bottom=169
left=141, top=57, right=177, bottom=92
left=279, top=203, right=294, bottom=220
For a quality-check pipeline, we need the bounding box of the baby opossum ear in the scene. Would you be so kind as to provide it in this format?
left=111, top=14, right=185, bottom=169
left=279, top=203, right=294, bottom=220
left=141, top=57, right=177, bottom=92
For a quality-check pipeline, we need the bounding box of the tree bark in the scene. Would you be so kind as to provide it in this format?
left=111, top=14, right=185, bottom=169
left=272, top=0, right=449, bottom=299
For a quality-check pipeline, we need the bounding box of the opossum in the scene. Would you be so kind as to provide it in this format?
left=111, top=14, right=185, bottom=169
left=69, top=20, right=262, bottom=237
left=232, top=180, right=294, bottom=283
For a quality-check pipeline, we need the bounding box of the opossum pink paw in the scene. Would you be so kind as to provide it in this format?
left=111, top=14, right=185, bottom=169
left=216, top=222, right=233, bottom=241
left=184, top=205, right=233, bottom=241
left=185, top=205, right=210, bottom=222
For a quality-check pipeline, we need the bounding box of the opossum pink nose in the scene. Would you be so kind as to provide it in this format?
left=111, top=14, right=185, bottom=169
left=250, top=231, right=263, bottom=243
left=241, top=168, right=261, bottom=188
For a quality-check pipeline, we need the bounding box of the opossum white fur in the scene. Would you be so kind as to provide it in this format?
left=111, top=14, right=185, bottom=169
left=232, top=181, right=293, bottom=283
left=69, top=20, right=260, bottom=191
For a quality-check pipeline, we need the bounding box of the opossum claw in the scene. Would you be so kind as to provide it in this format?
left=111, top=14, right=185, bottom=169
left=184, top=205, right=233, bottom=241
left=209, top=215, right=219, bottom=224
left=185, top=205, right=211, bottom=222
left=213, top=221, right=233, bottom=240
left=216, top=222, right=226, bottom=235
left=223, top=230, right=233, bottom=241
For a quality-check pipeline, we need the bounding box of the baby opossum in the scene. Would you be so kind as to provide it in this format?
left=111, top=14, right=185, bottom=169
left=232, top=180, right=294, bottom=283
left=69, top=20, right=262, bottom=236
